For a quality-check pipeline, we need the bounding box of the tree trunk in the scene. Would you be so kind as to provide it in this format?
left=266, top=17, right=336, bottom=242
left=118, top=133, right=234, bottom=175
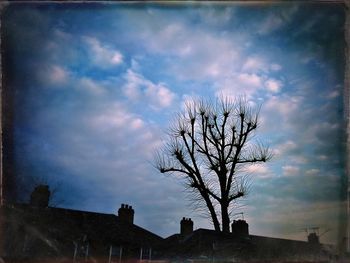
left=209, top=205, right=221, bottom=232
left=203, top=194, right=221, bottom=232
left=221, top=202, right=230, bottom=233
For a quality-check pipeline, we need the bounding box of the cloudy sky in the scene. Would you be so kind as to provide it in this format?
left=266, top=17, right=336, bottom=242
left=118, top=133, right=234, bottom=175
left=3, top=2, right=347, bottom=244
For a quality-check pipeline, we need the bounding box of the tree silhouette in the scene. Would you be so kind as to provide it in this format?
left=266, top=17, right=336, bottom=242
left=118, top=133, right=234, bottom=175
left=155, top=97, right=272, bottom=233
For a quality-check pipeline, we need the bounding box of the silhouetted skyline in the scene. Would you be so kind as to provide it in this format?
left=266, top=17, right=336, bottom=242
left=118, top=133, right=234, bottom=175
left=2, top=2, right=346, bottom=244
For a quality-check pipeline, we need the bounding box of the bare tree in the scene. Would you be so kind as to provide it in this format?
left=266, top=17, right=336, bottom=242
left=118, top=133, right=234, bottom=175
left=155, top=97, right=272, bottom=233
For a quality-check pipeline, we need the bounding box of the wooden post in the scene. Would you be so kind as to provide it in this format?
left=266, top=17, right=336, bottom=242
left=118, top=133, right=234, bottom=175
left=108, top=245, right=112, bottom=263
left=119, top=246, right=123, bottom=263
left=85, top=243, right=89, bottom=261
left=140, top=247, right=143, bottom=261
left=73, top=242, right=77, bottom=263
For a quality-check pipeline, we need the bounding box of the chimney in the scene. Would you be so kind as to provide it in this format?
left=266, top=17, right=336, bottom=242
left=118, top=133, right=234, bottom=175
left=118, top=204, right=134, bottom=224
left=307, top=233, right=320, bottom=245
left=231, top=220, right=249, bottom=237
left=180, top=217, right=193, bottom=236
left=30, top=185, right=50, bottom=208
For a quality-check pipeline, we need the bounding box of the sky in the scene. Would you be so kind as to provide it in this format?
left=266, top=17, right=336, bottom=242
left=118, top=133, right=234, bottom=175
left=2, top=2, right=347, bottom=245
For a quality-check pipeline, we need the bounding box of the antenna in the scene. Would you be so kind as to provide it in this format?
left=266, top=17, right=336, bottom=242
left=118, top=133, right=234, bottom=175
left=300, top=228, right=309, bottom=234
left=300, top=226, right=330, bottom=242
left=310, top=227, right=320, bottom=235
left=319, top=228, right=331, bottom=237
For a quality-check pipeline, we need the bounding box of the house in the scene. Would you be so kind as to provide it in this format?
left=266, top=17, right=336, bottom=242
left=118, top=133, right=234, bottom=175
left=0, top=185, right=163, bottom=262
left=0, top=185, right=336, bottom=262
left=160, top=217, right=334, bottom=262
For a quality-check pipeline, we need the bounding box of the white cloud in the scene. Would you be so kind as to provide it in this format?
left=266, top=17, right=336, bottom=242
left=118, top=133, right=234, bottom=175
left=264, top=95, right=301, bottom=117
left=83, top=36, right=123, bottom=68
left=270, top=63, right=282, bottom=71
left=292, top=13, right=322, bottom=38
left=50, top=65, right=69, bottom=83
left=327, top=90, right=340, bottom=99
left=317, top=155, right=328, bottom=161
left=180, top=94, right=202, bottom=111
left=273, top=140, right=297, bottom=157
left=91, top=105, right=129, bottom=129
left=39, top=65, right=69, bottom=86
left=123, top=70, right=143, bottom=100
left=305, top=168, right=320, bottom=176
left=258, top=5, right=299, bottom=35
left=32, top=95, right=172, bottom=230
left=265, top=79, right=283, bottom=93
left=259, top=95, right=301, bottom=134
left=242, top=57, right=266, bottom=72
left=77, top=77, right=105, bottom=95
left=245, top=163, right=272, bottom=178
left=301, top=121, right=340, bottom=147
left=130, top=118, right=144, bottom=130
left=300, top=55, right=316, bottom=65
left=238, top=73, right=263, bottom=88
left=86, top=102, right=161, bottom=157
left=123, top=69, right=176, bottom=109
left=216, top=73, right=264, bottom=99
left=111, top=53, right=123, bottom=64
left=196, top=7, right=234, bottom=26
left=290, top=156, right=308, bottom=165
left=140, top=22, right=242, bottom=81
left=282, top=165, right=300, bottom=176
left=242, top=57, right=282, bottom=75
left=146, top=84, right=175, bottom=108
left=258, top=15, right=285, bottom=35
left=80, top=100, right=163, bottom=159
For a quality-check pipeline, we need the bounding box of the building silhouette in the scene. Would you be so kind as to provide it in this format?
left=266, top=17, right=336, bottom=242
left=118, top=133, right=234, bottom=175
left=0, top=185, right=337, bottom=262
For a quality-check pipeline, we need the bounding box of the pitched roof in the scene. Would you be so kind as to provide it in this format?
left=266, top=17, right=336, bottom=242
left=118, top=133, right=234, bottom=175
left=161, top=228, right=331, bottom=261
left=1, top=204, right=163, bottom=260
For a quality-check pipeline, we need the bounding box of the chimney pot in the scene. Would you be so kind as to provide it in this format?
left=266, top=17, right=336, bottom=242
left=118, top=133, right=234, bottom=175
left=118, top=203, right=134, bottom=224
left=231, top=220, right=249, bottom=237
left=30, top=185, right=50, bottom=208
left=308, top=233, right=320, bottom=245
left=180, top=217, right=193, bottom=236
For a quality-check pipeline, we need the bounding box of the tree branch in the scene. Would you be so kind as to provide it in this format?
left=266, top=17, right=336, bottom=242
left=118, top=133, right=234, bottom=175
left=154, top=96, right=271, bottom=233
left=159, top=167, right=191, bottom=175
left=228, top=191, right=244, bottom=202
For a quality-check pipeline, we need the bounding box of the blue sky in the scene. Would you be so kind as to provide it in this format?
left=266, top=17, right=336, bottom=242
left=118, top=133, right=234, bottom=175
left=3, top=2, right=347, bottom=244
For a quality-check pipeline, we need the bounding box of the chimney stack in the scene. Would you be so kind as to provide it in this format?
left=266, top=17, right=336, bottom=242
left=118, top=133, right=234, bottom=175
left=231, top=220, right=249, bottom=237
left=180, top=217, right=193, bottom=236
left=307, top=233, right=320, bottom=245
left=118, top=204, right=134, bottom=224
left=30, top=185, right=50, bottom=208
